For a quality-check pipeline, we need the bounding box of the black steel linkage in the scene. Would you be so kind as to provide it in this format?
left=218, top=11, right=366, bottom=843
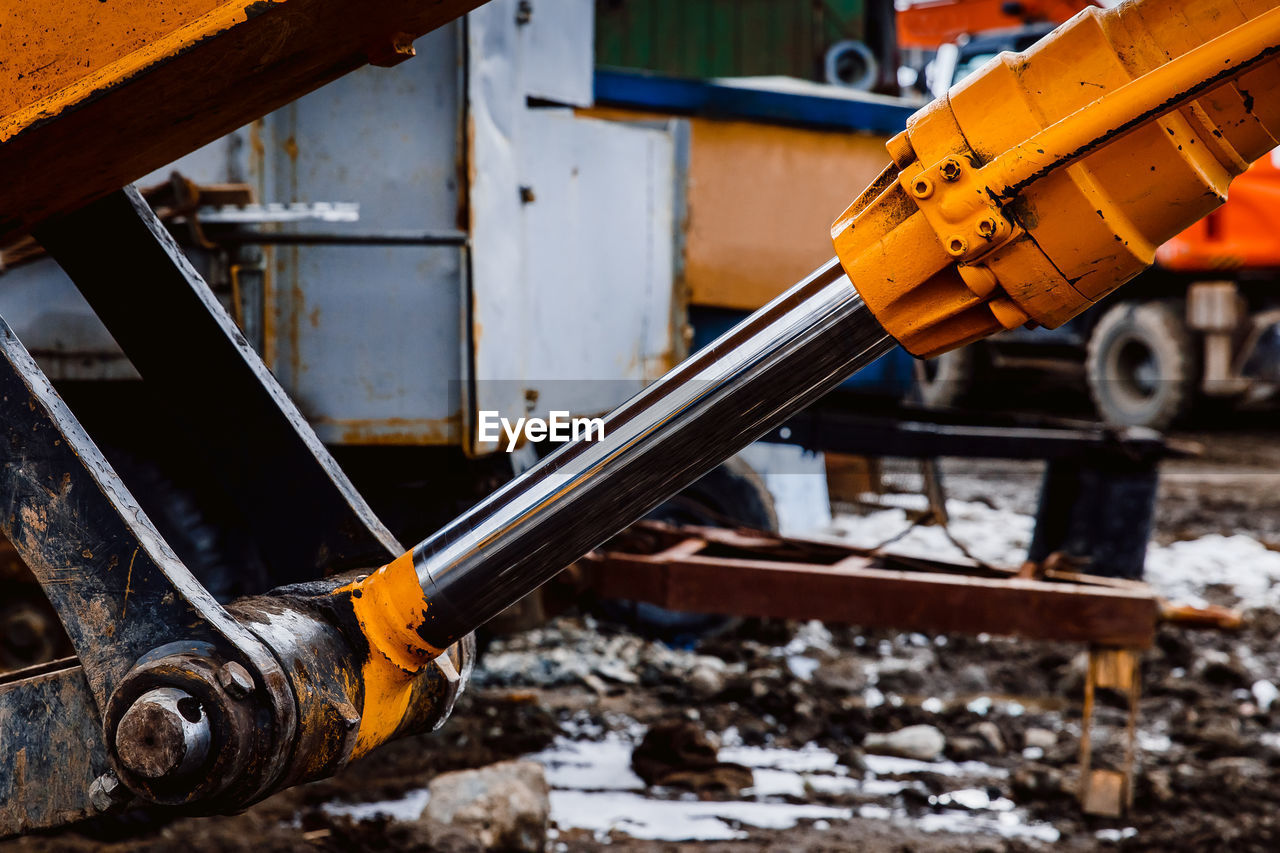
left=0, top=318, right=295, bottom=812
left=34, top=187, right=402, bottom=584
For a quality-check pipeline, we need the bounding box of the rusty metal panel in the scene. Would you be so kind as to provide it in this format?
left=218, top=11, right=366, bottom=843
left=0, top=664, right=110, bottom=836
left=0, top=0, right=486, bottom=241
left=258, top=24, right=467, bottom=445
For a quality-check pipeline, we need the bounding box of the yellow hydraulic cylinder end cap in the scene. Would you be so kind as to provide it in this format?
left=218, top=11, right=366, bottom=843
left=833, top=0, right=1280, bottom=359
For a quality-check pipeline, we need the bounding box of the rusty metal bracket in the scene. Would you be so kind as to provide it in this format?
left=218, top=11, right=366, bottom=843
left=590, top=521, right=1163, bottom=647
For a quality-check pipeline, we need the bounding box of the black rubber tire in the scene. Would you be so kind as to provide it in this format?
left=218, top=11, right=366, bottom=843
left=600, top=458, right=778, bottom=645
left=1086, top=299, right=1197, bottom=430
left=101, top=447, right=269, bottom=603
left=914, top=344, right=985, bottom=409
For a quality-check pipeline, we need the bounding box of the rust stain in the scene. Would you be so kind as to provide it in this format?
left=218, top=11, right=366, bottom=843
left=282, top=134, right=299, bottom=162
left=121, top=546, right=138, bottom=620
left=310, top=415, right=460, bottom=446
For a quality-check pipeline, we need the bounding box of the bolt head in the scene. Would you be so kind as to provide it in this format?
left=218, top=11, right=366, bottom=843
left=945, top=235, right=969, bottom=257
left=89, top=773, right=126, bottom=813
left=976, top=217, right=998, bottom=239
left=911, top=176, right=934, bottom=199
left=217, top=662, right=254, bottom=699
left=940, top=157, right=963, bottom=182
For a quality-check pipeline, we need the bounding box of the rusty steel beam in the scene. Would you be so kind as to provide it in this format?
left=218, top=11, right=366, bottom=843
left=0, top=0, right=486, bottom=241
left=590, top=524, right=1162, bottom=647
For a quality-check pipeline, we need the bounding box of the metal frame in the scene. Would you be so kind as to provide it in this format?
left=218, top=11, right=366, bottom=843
left=588, top=521, right=1164, bottom=647
left=0, top=189, right=469, bottom=836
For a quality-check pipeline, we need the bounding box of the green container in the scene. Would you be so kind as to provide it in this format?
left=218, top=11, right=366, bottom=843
left=595, top=0, right=867, bottom=81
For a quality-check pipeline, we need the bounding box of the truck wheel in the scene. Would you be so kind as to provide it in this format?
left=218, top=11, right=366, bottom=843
left=1086, top=299, right=1196, bottom=430
left=915, top=344, right=984, bottom=408
left=600, top=458, right=777, bottom=646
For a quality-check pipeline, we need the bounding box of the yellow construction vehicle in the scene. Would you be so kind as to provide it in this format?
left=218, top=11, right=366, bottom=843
left=1, top=0, right=1278, bottom=835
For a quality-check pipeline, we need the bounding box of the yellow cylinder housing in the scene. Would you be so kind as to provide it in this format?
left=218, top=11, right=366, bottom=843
left=833, top=0, right=1280, bottom=357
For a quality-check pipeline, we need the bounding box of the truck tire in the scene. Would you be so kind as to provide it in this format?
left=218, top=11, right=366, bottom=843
left=1086, top=299, right=1196, bottom=430
left=915, top=344, right=984, bottom=408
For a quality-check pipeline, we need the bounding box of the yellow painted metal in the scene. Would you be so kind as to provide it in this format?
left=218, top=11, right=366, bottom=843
left=1, top=0, right=237, bottom=138
left=338, top=553, right=445, bottom=758
left=834, top=0, right=1280, bottom=357
left=0, top=0, right=484, bottom=240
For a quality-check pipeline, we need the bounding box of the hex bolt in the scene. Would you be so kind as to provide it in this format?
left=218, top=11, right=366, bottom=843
left=976, top=217, right=999, bottom=239
left=945, top=235, right=969, bottom=257
left=217, top=662, right=254, bottom=699
left=911, top=176, right=934, bottom=199
left=88, top=772, right=129, bottom=813
left=115, top=687, right=212, bottom=780
left=940, top=157, right=963, bottom=182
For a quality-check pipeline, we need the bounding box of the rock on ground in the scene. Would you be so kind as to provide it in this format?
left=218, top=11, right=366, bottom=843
left=862, top=724, right=946, bottom=762
left=421, top=760, right=550, bottom=852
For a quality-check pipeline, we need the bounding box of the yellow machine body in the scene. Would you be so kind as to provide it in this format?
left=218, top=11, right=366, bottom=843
left=0, top=0, right=484, bottom=241
left=834, top=0, right=1280, bottom=357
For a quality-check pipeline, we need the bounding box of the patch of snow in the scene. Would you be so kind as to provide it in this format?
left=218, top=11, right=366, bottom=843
left=828, top=500, right=1280, bottom=610
left=719, top=743, right=840, bottom=773
left=527, top=737, right=646, bottom=791
left=737, top=444, right=831, bottom=535
left=1138, top=731, right=1173, bottom=753
left=932, top=789, right=1015, bottom=811
left=915, top=809, right=1061, bottom=843
left=548, top=790, right=851, bottom=841
left=1144, top=533, right=1280, bottom=608
left=787, top=655, right=821, bottom=680
left=1253, top=679, right=1279, bottom=711
left=1096, top=827, right=1139, bottom=842
left=828, top=500, right=1034, bottom=567
left=864, top=754, right=1010, bottom=779
left=321, top=788, right=431, bottom=823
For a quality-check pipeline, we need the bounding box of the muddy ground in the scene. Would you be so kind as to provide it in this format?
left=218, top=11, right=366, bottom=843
left=7, top=423, right=1280, bottom=852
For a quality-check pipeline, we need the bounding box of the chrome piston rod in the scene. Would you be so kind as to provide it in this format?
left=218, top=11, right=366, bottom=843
left=412, top=258, right=895, bottom=648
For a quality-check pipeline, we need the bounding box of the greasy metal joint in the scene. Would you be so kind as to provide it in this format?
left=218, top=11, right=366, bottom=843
left=230, top=576, right=472, bottom=780
left=104, top=645, right=289, bottom=808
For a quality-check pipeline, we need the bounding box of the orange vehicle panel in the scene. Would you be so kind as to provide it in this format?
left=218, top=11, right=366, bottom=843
left=1157, top=152, right=1280, bottom=271
left=897, top=0, right=1099, bottom=49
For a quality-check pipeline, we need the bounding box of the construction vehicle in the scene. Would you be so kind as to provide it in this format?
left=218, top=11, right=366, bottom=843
left=1, top=0, right=1279, bottom=836
left=905, top=0, right=1280, bottom=428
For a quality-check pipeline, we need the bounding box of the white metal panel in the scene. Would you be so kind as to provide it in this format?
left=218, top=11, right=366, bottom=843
left=517, top=109, right=677, bottom=416
left=467, top=2, right=529, bottom=451
left=522, top=0, right=594, bottom=107
left=467, top=2, right=681, bottom=454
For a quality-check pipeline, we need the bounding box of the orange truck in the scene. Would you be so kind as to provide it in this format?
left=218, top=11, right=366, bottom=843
left=904, top=0, right=1280, bottom=428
